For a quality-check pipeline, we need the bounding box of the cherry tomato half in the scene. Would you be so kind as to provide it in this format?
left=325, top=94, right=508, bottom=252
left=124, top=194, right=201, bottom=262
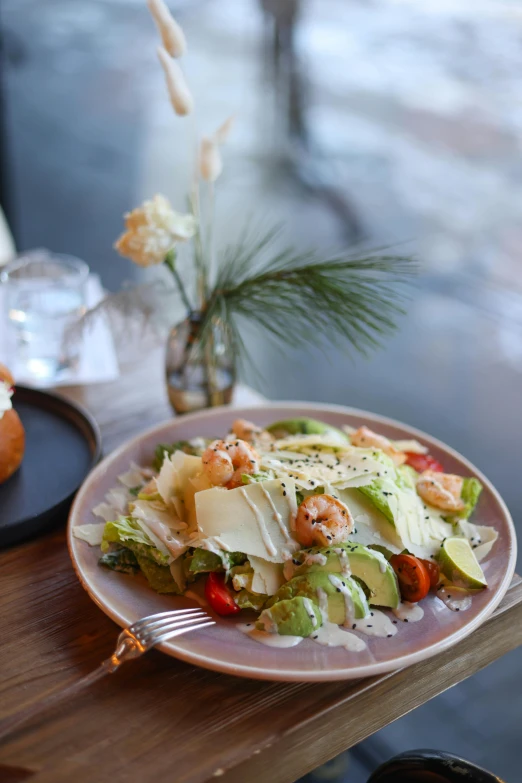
left=419, top=558, right=441, bottom=590
left=204, top=572, right=241, bottom=616
left=404, top=452, right=444, bottom=474
left=390, top=554, right=431, bottom=603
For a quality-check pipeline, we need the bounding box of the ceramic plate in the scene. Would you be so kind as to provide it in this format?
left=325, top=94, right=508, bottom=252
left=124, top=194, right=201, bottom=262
left=68, top=403, right=516, bottom=682
left=1, top=386, right=101, bottom=547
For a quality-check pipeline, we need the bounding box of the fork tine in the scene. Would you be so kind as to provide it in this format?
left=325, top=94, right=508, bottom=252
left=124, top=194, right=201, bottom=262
left=129, top=608, right=203, bottom=634
left=152, top=620, right=215, bottom=647
left=136, top=614, right=210, bottom=645
left=136, top=611, right=208, bottom=635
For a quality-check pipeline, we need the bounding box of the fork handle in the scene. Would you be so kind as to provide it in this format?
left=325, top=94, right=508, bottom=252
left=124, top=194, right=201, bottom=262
left=0, top=658, right=118, bottom=744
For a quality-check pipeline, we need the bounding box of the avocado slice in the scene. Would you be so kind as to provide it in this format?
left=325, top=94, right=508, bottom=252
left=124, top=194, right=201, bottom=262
left=257, top=596, right=323, bottom=636
left=290, top=542, right=400, bottom=609
left=263, top=571, right=369, bottom=629
left=266, top=417, right=349, bottom=444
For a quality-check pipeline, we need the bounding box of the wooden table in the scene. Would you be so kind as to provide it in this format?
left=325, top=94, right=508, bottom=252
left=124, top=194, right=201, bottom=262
left=1, top=357, right=521, bottom=783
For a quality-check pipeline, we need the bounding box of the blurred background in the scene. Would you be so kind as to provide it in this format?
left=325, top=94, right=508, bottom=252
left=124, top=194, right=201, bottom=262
left=1, top=0, right=521, bottom=779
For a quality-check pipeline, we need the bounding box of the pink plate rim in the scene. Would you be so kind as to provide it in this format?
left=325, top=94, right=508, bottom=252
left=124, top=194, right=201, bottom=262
left=68, top=401, right=517, bottom=682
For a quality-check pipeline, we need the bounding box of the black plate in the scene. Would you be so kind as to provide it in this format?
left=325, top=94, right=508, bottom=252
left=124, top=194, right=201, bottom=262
left=0, top=386, right=102, bottom=547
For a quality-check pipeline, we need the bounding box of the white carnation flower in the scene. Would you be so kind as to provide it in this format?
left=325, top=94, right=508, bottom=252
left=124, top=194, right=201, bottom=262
left=115, top=194, right=196, bottom=267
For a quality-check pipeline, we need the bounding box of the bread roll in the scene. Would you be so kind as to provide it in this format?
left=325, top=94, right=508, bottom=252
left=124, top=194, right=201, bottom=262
left=0, top=363, right=14, bottom=386
left=0, top=366, right=25, bottom=484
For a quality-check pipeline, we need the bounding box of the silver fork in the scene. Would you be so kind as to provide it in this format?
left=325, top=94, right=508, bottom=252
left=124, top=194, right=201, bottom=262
left=0, top=607, right=214, bottom=743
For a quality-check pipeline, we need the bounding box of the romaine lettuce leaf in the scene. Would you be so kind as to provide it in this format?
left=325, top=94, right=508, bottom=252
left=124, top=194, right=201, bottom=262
left=188, top=547, right=247, bottom=574
left=189, top=548, right=223, bottom=574
left=241, top=471, right=274, bottom=485
left=446, top=477, right=483, bottom=521
left=102, top=518, right=169, bottom=566
left=135, top=555, right=181, bottom=593
left=235, top=590, right=268, bottom=611
left=99, top=548, right=139, bottom=574
left=152, top=440, right=207, bottom=471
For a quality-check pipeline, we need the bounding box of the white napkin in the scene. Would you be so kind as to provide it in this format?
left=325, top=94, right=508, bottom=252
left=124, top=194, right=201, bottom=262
left=0, top=274, right=119, bottom=387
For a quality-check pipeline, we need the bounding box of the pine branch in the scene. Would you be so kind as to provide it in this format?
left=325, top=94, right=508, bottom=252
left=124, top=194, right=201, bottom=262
left=200, top=228, right=416, bottom=362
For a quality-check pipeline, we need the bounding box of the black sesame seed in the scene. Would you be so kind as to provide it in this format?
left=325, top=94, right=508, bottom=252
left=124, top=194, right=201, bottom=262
left=246, top=623, right=251, bottom=627
left=352, top=623, right=356, bottom=629
left=313, top=634, right=318, bottom=639
left=455, top=608, right=460, bottom=612
left=404, top=618, right=409, bottom=623
left=392, top=620, right=398, bottom=624
left=283, top=491, right=287, bottom=496
left=370, top=612, right=374, bottom=616
left=387, top=634, right=393, bottom=638
left=336, top=588, right=341, bottom=593
left=367, top=624, right=373, bottom=628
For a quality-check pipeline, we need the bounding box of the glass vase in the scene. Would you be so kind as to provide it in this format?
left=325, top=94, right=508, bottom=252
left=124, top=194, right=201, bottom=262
left=165, top=313, right=236, bottom=415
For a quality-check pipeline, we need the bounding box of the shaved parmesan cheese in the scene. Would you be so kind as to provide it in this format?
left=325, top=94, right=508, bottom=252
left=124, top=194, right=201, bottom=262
left=260, top=446, right=391, bottom=492
left=249, top=556, right=285, bottom=595
left=117, top=463, right=149, bottom=488
left=156, top=452, right=202, bottom=508
left=457, top=520, right=498, bottom=562
left=393, top=439, right=428, bottom=455
left=273, top=434, right=349, bottom=450
left=93, top=502, right=121, bottom=522
left=131, top=499, right=188, bottom=559
left=196, top=479, right=299, bottom=563
left=72, top=523, right=106, bottom=546
left=338, top=489, right=403, bottom=553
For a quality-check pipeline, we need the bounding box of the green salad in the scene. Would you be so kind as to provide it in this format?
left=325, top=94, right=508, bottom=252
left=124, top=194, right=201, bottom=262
left=74, top=417, right=497, bottom=650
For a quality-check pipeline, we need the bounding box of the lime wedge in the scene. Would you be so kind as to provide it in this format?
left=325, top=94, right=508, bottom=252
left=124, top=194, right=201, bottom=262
left=438, top=537, right=487, bottom=589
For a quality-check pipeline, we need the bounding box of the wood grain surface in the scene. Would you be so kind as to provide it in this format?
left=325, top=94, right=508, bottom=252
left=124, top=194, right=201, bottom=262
left=0, top=355, right=520, bottom=783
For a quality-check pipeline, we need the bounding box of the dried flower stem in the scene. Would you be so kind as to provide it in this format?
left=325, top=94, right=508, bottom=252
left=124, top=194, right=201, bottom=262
left=164, top=250, right=193, bottom=312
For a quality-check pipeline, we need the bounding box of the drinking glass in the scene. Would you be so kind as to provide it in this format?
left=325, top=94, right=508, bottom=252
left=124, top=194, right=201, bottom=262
left=1, top=250, right=89, bottom=384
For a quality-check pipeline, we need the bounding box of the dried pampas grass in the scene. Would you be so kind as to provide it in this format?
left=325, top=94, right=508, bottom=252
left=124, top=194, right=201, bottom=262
left=147, top=0, right=186, bottom=58
left=157, top=47, right=193, bottom=116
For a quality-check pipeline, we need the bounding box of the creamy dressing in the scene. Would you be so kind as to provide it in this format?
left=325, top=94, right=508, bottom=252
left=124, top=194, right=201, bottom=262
left=302, top=597, right=319, bottom=628
left=436, top=586, right=472, bottom=612
left=370, top=549, right=390, bottom=574
left=200, top=535, right=232, bottom=554
left=310, top=622, right=367, bottom=652
left=303, top=552, right=328, bottom=567
left=392, top=601, right=424, bottom=622
left=352, top=609, right=397, bottom=638
left=328, top=574, right=356, bottom=626
left=334, top=548, right=352, bottom=577
left=260, top=485, right=290, bottom=541
left=240, top=488, right=277, bottom=556
left=237, top=623, right=303, bottom=648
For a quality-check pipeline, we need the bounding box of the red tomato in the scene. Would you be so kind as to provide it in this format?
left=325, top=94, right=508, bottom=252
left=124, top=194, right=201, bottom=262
left=404, top=452, right=444, bottom=473
left=390, top=554, right=431, bottom=603
left=204, top=573, right=241, bottom=616
left=420, top=558, right=441, bottom=590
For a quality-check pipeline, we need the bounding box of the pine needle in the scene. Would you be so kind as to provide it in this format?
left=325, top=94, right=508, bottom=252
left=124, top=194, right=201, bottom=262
left=199, top=226, right=416, bottom=362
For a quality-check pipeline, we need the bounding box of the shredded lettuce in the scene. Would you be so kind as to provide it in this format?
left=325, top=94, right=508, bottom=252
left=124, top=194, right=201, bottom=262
left=102, top=518, right=169, bottom=566
left=241, top=471, right=275, bottom=485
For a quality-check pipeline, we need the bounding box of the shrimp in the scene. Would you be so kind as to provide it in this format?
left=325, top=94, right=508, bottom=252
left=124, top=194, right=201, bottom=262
left=230, top=419, right=274, bottom=449
left=416, top=469, right=465, bottom=512
left=202, top=438, right=260, bottom=489
left=295, top=494, right=354, bottom=548
left=351, top=425, right=406, bottom=466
